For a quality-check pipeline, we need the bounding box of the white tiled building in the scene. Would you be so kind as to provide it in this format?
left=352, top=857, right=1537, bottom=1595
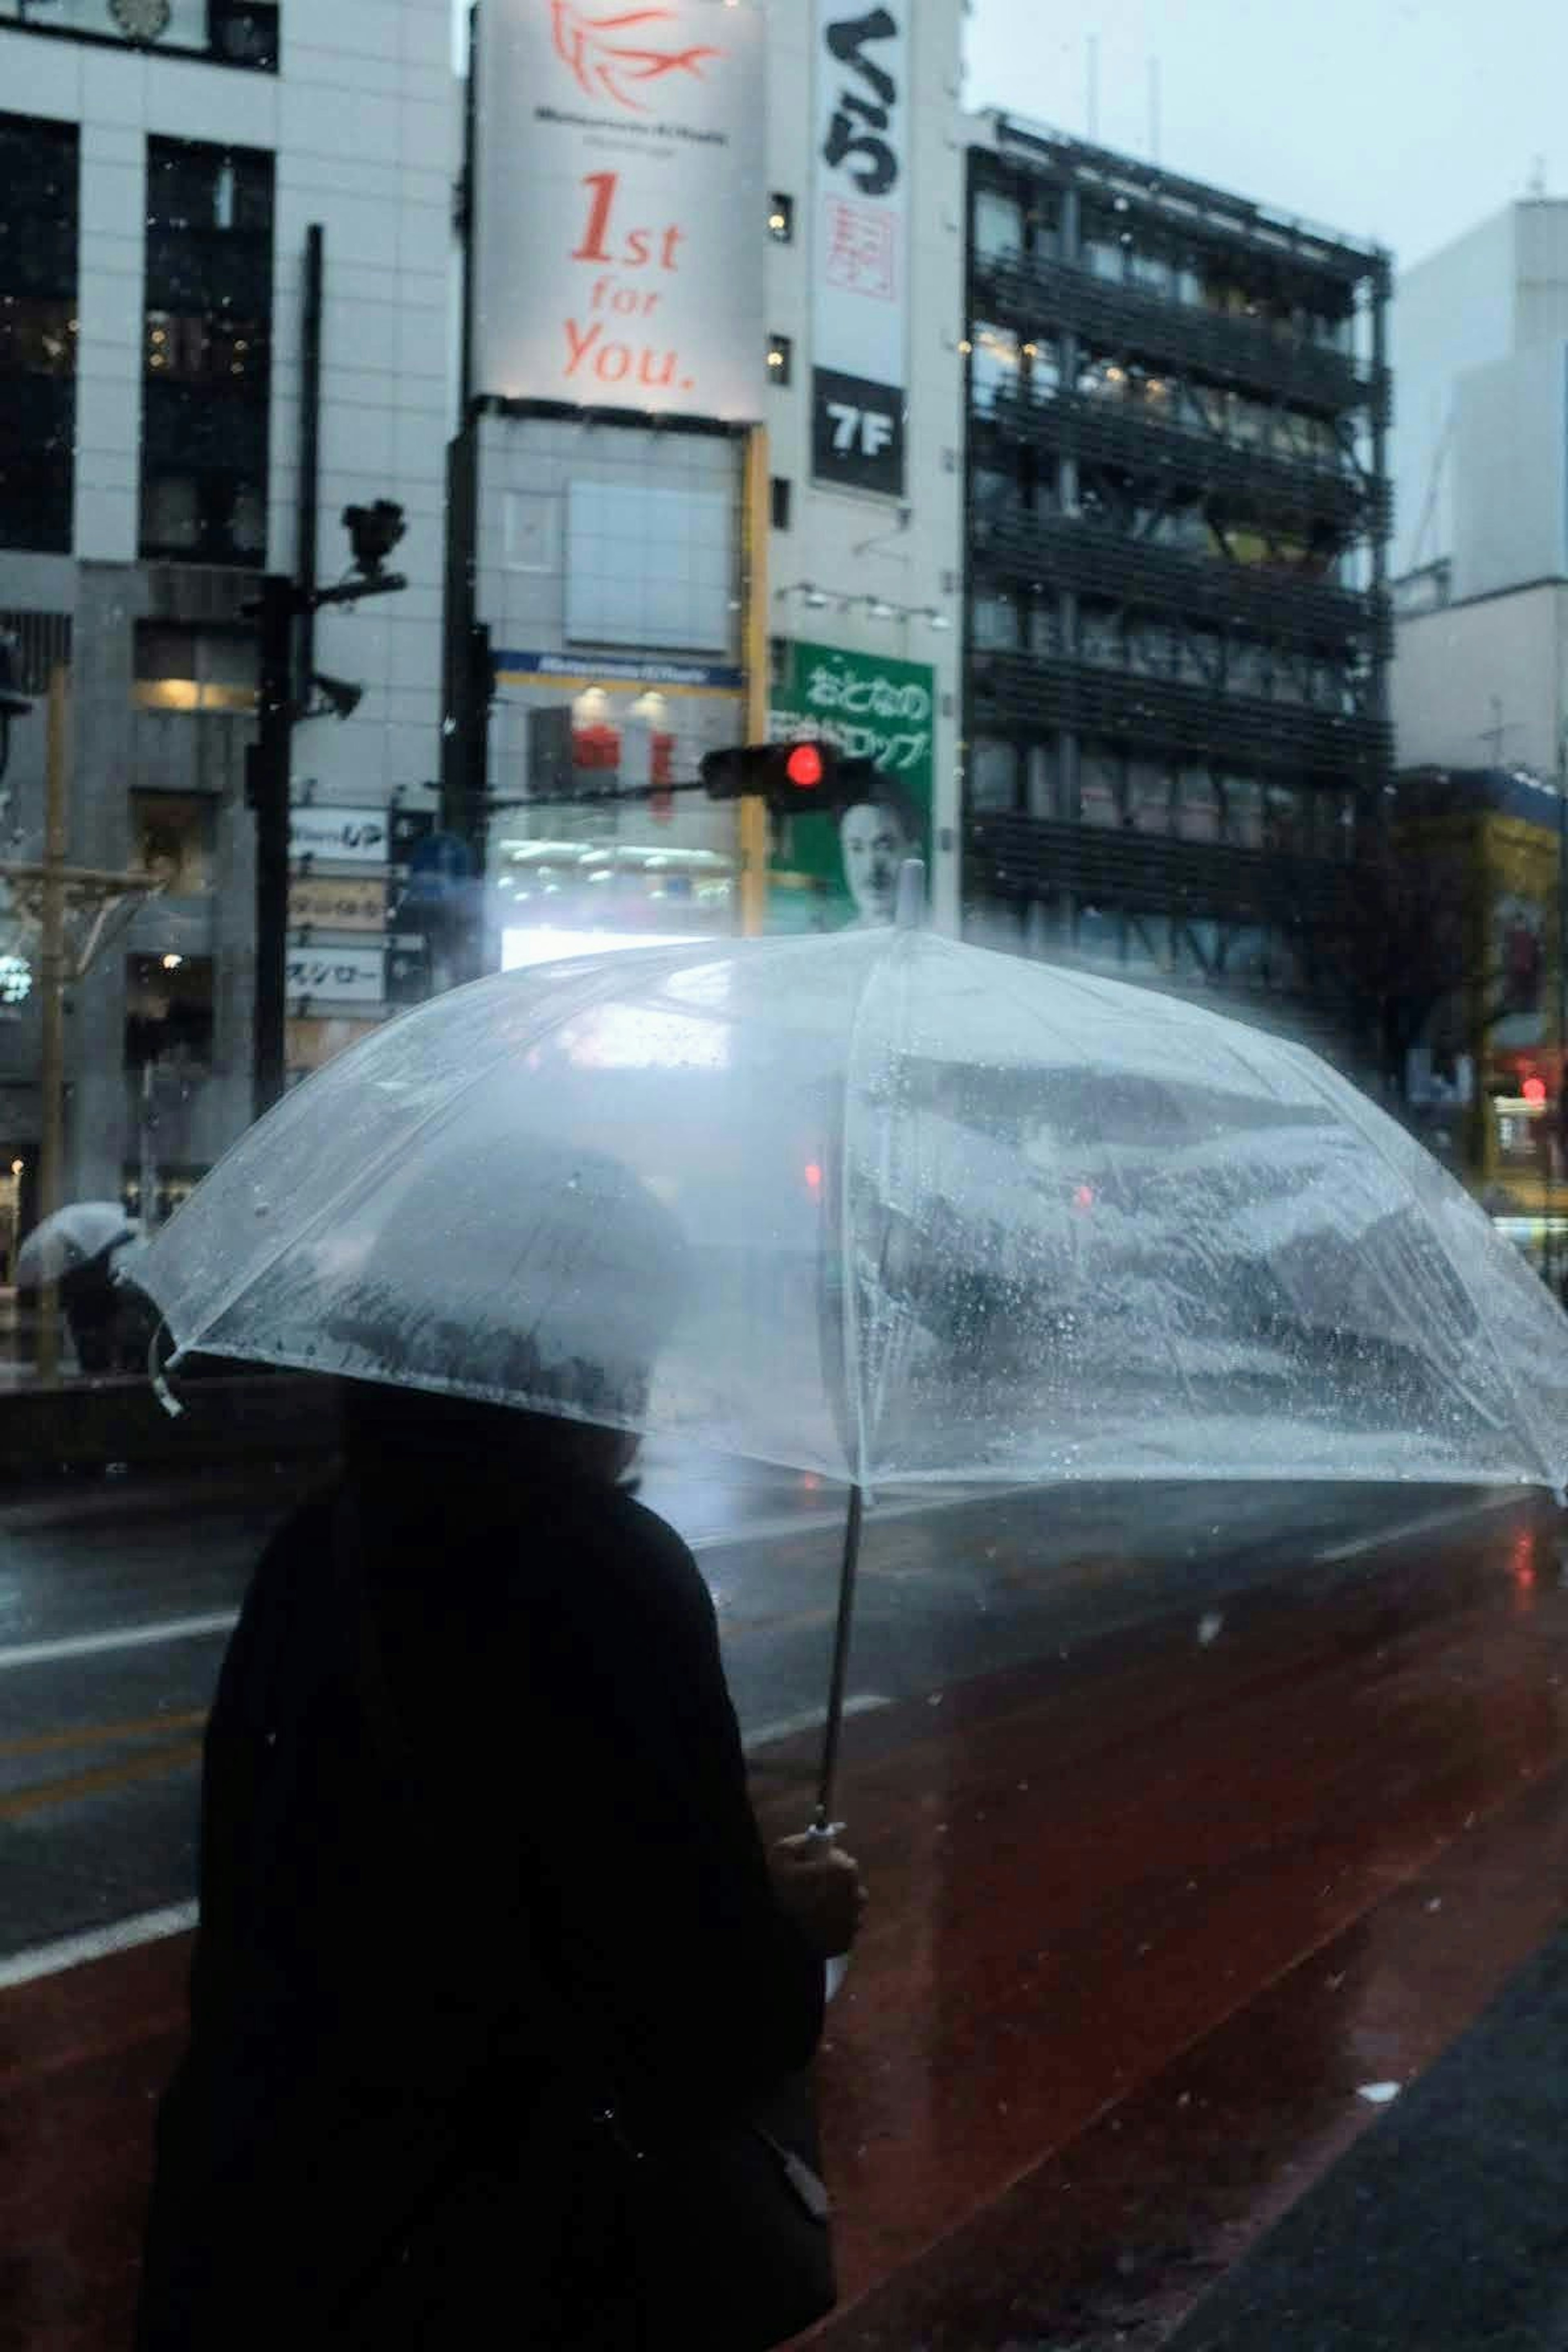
left=0, top=0, right=458, bottom=1212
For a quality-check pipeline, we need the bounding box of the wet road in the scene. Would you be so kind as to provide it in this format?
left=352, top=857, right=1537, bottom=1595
left=4, top=1465, right=1568, bottom=2347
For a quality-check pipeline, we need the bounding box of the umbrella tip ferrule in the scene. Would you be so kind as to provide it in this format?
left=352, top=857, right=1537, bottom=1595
left=894, top=858, right=927, bottom=932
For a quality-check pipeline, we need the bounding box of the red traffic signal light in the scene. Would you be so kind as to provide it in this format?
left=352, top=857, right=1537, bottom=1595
left=699, top=739, right=877, bottom=812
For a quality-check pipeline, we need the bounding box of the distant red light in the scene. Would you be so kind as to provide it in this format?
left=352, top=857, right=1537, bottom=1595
left=804, top=1161, right=823, bottom=1193
left=1523, top=1076, right=1548, bottom=1104
left=1073, top=1183, right=1095, bottom=1210
left=786, top=743, right=824, bottom=789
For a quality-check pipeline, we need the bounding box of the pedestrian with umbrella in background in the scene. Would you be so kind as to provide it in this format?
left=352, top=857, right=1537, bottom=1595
left=16, top=1198, right=138, bottom=1375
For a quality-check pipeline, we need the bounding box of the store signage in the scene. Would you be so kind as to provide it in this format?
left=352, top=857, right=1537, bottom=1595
left=288, top=876, right=388, bottom=933
left=472, top=0, right=767, bottom=423
left=811, top=0, right=910, bottom=497
left=286, top=945, right=386, bottom=1006
left=289, top=804, right=391, bottom=868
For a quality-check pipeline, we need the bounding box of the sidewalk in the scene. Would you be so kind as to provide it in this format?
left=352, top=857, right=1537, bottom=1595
left=1165, top=1909, right=1568, bottom=2350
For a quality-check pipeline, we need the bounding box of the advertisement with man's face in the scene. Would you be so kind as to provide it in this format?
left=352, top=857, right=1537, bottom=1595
left=768, top=639, right=933, bottom=930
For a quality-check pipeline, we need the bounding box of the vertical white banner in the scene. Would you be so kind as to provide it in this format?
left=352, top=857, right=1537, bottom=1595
left=811, top=0, right=911, bottom=497
left=473, top=0, right=767, bottom=422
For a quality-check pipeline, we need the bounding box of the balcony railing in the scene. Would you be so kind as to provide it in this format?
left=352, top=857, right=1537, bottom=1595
left=964, top=809, right=1359, bottom=929
left=969, top=648, right=1392, bottom=783
left=970, top=509, right=1392, bottom=657
left=976, top=387, right=1392, bottom=539
left=972, top=252, right=1390, bottom=421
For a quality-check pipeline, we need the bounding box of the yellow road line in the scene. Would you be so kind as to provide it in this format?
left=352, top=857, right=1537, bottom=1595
left=0, top=1709, right=207, bottom=1762
left=0, top=1740, right=204, bottom=1823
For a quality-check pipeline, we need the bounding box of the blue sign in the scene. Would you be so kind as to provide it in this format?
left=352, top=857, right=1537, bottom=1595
left=405, top=830, right=473, bottom=904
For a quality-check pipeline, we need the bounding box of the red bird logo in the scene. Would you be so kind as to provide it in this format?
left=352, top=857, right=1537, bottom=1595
left=550, top=3, right=721, bottom=112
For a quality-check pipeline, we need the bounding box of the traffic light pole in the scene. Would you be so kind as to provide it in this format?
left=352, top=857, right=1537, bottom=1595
left=250, top=573, right=296, bottom=1123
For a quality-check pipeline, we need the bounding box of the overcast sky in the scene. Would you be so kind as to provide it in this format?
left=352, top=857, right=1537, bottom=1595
left=964, top=0, right=1565, bottom=274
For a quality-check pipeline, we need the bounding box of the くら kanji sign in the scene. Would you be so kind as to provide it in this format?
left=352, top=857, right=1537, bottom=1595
left=812, top=2, right=909, bottom=496
left=473, top=0, right=767, bottom=423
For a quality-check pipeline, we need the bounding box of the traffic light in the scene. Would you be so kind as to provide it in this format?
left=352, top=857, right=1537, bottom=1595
left=699, top=739, right=876, bottom=813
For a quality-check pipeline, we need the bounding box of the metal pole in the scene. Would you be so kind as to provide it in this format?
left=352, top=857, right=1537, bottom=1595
left=814, top=1483, right=865, bottom=1830
left=297, top=224, right=324, bottom=688
left=36, top=666, right=68, bottom=1387
left=250, top=574, right=296, bottom=1120
left=740, top=425, right=771, bottom=939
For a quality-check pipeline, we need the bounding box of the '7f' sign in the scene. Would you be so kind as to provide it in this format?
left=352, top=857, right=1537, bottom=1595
left=822, top=7, right=901, bottom=198
left=826, top=399, right=895, bottom=461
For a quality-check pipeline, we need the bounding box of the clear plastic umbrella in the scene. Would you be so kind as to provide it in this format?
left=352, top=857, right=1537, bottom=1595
left=16, top=1201, right=137, bottom=1290
left=140, top=910, right=1568, bottom=1818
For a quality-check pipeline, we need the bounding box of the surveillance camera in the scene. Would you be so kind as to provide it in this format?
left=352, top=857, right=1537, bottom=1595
left=341, top=499, right=407, bottom=579
left=312, top=672, right=363, bottom=722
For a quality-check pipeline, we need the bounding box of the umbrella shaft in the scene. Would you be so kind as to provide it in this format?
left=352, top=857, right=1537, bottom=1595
left=815, top=1483, right=865, bottom=1830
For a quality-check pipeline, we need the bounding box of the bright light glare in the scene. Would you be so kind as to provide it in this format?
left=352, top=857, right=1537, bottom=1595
left=501, top=928, right=703, bottom=973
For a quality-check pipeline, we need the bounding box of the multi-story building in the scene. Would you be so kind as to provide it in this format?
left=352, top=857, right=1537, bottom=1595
left=1392, top=198, right=1568, bottom=782
left=0, top=0, right=457, bottom=1221
left=958, top=115, right=1392, bottom=1028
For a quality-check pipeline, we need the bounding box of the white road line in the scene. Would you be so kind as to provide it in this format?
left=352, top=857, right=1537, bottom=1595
left=0, top=1610, right=240, bottom=1673
left=0, top=1492, right=994, bottom=1675
left=742, top=1692, right=890, bottom=1753
left=0, top=1900, right=198, bottom=1992
left=0, top=1702, right=893, bottom=1990
left=1312, top=1489, right=1526, bottom=1566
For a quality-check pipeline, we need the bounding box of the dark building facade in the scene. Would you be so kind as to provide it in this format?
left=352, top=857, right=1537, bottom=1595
left=960, top=116, right=1392, bottom=1025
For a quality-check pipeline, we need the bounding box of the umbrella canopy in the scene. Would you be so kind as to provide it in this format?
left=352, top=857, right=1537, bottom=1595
left=16, top=1202, right=138, bottom=1291
left=140, top=928, right=1568, bottom=1496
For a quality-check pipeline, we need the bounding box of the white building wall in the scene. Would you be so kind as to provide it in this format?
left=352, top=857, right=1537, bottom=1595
left=1391, top=205, right=1517, bottom=581
left=1451, top=341, right=1568, bottom=601
left=761, top=0, right=966, bottom=932
left=1392, top=583, right=1568, bottom=779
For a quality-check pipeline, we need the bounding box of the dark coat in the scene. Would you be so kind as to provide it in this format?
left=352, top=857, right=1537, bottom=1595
left=136, top=1450, right=825, bottom=2349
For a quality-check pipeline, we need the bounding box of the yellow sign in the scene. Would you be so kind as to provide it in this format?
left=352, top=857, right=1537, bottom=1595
left=288, top=876, right=387, bottom=934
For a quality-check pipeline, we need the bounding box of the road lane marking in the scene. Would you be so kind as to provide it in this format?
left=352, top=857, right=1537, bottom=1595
left=742, top=1692, right=890, bottom=1753
left=0, top=1901, right=198, bottom=1993
left=1312, top=1490, right=1526, bottom=1565
left=0, top=1708, right=208, bottom=1761
left=0, top=1610, right=239, bottom=1673
left=0, top=1739, right=203, bottom=1823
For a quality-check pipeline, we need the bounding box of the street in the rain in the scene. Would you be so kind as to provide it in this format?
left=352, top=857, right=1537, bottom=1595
left=6, top=1456, right=1568, bottom=2348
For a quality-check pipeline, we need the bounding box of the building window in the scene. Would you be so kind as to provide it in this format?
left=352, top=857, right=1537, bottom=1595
left=125, top=953, right=215, bottom=1072
left=972, top=594, right=1020, bottom=652
left=768, top=192, right=795, bottom=243
left=770, top=476, right=792, bottom=531
left=133, top=623, right=257, bottom=713
left=141, top=137, right=274, bottom=567
left=969, top=738, right=1021, bottom=812
left=969, top=323, right=1020, bottom=414
left=767, top=333, right=793, bottom=385
left=131, top=791, right=216, bottom=893
left=0, top=114, right=78, bottom=554
left=973, top=187, right=1023, bottom=265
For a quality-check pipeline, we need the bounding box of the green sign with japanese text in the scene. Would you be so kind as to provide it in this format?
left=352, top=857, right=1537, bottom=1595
left=768, top=638, right=935, bottom=931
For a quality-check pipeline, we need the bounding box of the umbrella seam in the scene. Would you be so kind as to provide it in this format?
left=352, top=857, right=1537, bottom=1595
left=1282, top=1047, right=1561, bottom=1494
